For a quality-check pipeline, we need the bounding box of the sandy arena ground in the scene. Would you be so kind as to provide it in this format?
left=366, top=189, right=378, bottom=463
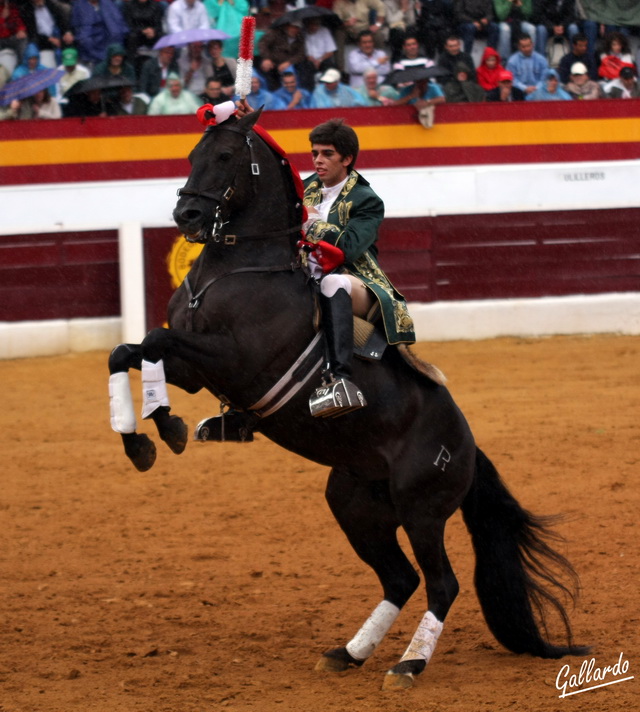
left=1, top=335, right=638, bottom=712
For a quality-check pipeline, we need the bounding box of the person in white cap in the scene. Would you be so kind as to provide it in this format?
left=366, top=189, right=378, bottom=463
left=565, top=61, right=602, bottom=100
left=311, top=67, right=367, bottom=107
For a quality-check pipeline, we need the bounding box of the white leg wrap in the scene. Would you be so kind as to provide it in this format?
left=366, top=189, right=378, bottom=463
left=320, top=273, right=352, bottom=298
left=141, top=359, right=170, bottom=419
left=399, top=610, right=444, bottom=664
left=345, top=600, right=400, bottom=661
left=109, top=372, right=136, bottom=434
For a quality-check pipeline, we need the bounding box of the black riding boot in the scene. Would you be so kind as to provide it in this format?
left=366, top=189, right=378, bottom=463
left=309, top=288, right=367, bottom=418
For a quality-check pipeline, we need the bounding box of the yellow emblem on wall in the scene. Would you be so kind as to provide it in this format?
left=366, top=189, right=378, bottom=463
left=166, top=235, right=204, bottom=289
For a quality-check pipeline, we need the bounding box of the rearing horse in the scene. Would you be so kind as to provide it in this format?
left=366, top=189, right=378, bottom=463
left=108, top=109, right=587, bottom=690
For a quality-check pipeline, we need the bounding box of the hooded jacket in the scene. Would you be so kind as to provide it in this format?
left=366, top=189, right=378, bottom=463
left=476, top=47, right=503, bottom=90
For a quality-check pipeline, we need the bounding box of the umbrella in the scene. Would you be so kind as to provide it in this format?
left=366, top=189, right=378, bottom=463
left=0, top=68, right=64, bottom=106
left=64, top=74, right=134, bottom=97
left=386, top=65, right=450, bottom=85
left=271, top=6, right=341, bottom=29
left=153, top=28, right=232, bottom=50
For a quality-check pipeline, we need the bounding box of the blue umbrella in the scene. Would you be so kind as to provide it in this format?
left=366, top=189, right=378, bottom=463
left=0, top=68, right=65, bottom=106
left=153, top=28, right=232, bottom=50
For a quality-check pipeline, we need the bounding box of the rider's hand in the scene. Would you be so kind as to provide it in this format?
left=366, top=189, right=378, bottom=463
left=315, top=240, right=345, bottom=273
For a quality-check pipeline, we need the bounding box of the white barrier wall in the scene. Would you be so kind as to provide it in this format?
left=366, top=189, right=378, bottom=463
left=1, top=160, right=639, bottom=359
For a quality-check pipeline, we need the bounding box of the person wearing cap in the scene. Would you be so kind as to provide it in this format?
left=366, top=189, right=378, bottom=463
left=526, top=67, right=571, bottom=101
left=311, top=67, right=368, bottom=108
left=57, top=46, right=90, bottom=97
left=565, top=61, right=602, bottom=100
left=257, top=20, right=315, bottom=92
left=300, top=118, right=415, bottom=415
left=485, top=68, right=524, bottom=100
left=347, top=29, right=391, bottom=88
left=606, top=66, right=640, bottom=100
left=506, top=33, right=549, bottom=95
left=147, top=72, right=201, bottom=115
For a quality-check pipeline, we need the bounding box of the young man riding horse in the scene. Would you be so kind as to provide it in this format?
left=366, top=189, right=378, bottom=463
left=299, top=118, right=415, bottom=416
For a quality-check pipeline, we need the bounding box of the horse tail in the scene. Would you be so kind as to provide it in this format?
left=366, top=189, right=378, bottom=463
left=460, top=447, right=589, bottom=659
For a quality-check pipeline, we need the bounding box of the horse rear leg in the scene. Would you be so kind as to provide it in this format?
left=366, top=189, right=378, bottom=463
left=382, top=516, right=457, bottom=690
left=315, top=467, right=420, bottom=672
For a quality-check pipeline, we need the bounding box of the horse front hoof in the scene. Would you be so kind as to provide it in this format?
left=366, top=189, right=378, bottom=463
left=123, top=433, right=157, bottom=472
left=315, top=647, right=364, bottom=672
left=160, top=415, right=188, bottom=454
left=382, top=671, right=414, bottom=691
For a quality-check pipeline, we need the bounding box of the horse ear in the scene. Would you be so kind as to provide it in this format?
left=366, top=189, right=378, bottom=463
left=236, top=106, right=264, bottom=134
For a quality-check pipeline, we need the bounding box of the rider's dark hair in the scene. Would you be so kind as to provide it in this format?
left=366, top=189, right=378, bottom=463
left=309, top=119, right=359, bottom=170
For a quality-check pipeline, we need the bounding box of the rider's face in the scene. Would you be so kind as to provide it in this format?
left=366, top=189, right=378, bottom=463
left=311, top=144, right=352, bottom=187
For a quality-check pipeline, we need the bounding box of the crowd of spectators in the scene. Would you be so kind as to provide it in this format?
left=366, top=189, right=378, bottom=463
left=1, top=0, right=640, bottom=120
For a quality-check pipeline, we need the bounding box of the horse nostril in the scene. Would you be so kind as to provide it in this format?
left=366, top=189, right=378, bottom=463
left=175, top=207, right=203, bottom=224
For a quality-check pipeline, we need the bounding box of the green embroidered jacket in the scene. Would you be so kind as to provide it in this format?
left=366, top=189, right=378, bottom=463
left=303, top=170, right=415, bottom=345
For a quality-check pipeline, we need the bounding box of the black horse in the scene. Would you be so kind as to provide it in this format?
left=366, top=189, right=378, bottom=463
left=108, top=109, right=587, bottom=690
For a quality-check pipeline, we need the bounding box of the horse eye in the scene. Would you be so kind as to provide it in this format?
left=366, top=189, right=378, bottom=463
left=219, top=152, right=233, bottom=162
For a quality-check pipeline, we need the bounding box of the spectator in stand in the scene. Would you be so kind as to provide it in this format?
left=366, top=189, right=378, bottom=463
left=11, top=40, right=46, bottom=77
left=113, top=83, right=148, bottom=114
left=393, top=70, right=445, bottom=128
left=0, top=0, right=28, bottom=62
left=57, top=46, right=90, bottom=97
left=20, top=0, right=73, bottom=64
left=383, top=0, right=417, bottom=62
left=598, top=31, right=635, bottom=82
left=0, top=61, right=9, bottom=88
left=64, top=84, right=118, bottom=116
left=236, top=71, right=278, bottom=110
left=199, top=76, right=227, bottom=105
left=485, top=67, right=525, bottom=99
left=415, top=0, right=453, bottom=59
left=347, top=29, right=390, bottom=88
left=438, top=34, right=477, bottom=81
left=356, top=66, right=399, bottom=105
left=333, top=0, right=386, bottom=70
left=573, top=0, right=598, bottom=60
left=535, top=0, right=578, bottom=64
left=303, top=17, right=337, bottom=77
left=606, top=66, right=640, bottom=99
left=311, top=66, right=367, bottom=107
left=20, top=86, right=61, bottom=116
left=123, top=0, right=165, bottom=77
left=453, top=0, right=499, bottom=57
left=138, top=45, right=179, bottom=97
left=93, top=43, right=136, bottom=101
left=443, top=60, right=486, bottom=101
left=526, top=66, right=571, bottom=99
left=492, top=0, right=537, bottom=62
left=476, top=45, right=503, bottom=91
left=258, top=20, right=315, bottom=91
left=506, top=33, right=548, bottom=95
left=148, top=72, right=201, bottom=114
left=203, top=39, right=236, bottom=97
left=70, top=0, right=128, bottom=68
left=178, top=41, right=208, bottom=95
left=272, top=70, right=314, bottom=109
left=394, top=33, right=434, bottom=72
left=557, top=33, right=595, bottom=84
left=565, top=60, right=601, bottom=99
left=166, top=0, right=209, bottom=35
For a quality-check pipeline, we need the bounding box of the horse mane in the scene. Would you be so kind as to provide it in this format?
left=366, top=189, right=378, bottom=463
left=397, top=344, right=447, bottom=386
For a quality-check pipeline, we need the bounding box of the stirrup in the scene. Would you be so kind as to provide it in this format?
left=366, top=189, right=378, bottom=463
left=193, top=409, right=257, bottom=442
left=309, top=377, right=367, bottom=418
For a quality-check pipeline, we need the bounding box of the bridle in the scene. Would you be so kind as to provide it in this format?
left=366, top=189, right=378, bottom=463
left=177, top=124, right=294, bottom=245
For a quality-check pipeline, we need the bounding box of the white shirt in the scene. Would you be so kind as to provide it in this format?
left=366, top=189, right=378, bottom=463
left=304, top=175, right=349, bottom=278
left=166, top=0, right=210, bottom=34
left=348, top=48, right=390, bottom=87
left=304, top=27, right=337, bottom=61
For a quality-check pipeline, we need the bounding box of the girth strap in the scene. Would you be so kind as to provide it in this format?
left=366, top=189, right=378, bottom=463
left=249, top=331, right=324, bottom=418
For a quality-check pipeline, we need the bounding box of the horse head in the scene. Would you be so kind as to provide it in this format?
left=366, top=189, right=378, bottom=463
left=173, top=107, right=265, bottom=244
